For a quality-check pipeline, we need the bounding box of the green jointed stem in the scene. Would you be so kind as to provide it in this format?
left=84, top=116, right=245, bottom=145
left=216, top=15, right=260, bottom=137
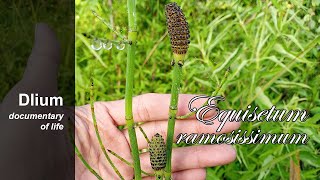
left=67, top=120, right=103, bottom=180
left=138, top=126, right=151, bottom=144
left=126, top=0, right=142, bottom=179
left=165, top=62, right=183, bottom=179
left=107, top=149, right=153, bottom=176
left=90, top=77, right=124, bottom=180
left=91, top=10, right=125, bottom=39
left=164, top=3, right=190, bottom=179
left=75, top=145, right=103, bottom=180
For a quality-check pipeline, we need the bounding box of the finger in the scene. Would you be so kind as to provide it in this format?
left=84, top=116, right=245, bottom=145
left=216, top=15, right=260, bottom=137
left=123, top=119, right=241, bottom=149
left=23, top=23, right=60, bottom=94
left=103, top=93, right=215, bottom=125
left=142, top=168, right=206, bottom=180
left=140, top=144, right=236, bottom=173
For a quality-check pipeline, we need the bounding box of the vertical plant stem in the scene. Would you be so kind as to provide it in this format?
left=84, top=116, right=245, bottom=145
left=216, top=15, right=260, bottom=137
left=90, top=73, right=124, bottom=180
left=164, top=4, right=188, bottom=178
left=126, top=0, right=142, bottom=179
left=165, top=60, right=183, bottom=179
left=107, top=149, right=153, bottom=176
left=75, top=145, right=103, bottom=180
left=68, top=120, right=103, bottom=180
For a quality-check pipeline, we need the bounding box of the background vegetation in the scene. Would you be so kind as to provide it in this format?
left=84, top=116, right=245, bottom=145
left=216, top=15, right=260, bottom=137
left=76, top=0, right=320, bottom=179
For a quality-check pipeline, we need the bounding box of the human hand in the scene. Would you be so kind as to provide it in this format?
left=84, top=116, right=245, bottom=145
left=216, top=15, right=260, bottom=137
left=0, top=23, right=240, bottom=180
left=75, top=93, right=240, bottom=180
left=1, top=23, right=60, bottom=107
left=0, top=24, right=73, bottom=179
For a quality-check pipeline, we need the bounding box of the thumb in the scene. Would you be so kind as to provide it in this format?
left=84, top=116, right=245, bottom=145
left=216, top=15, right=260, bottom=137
left=22, top=23, right=60, bottom=94
left=1, top=23, right=60, bottom=107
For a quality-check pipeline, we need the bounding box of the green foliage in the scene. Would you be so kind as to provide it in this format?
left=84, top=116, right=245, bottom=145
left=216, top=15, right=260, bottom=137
left=76, top=0, right=319, bottom=179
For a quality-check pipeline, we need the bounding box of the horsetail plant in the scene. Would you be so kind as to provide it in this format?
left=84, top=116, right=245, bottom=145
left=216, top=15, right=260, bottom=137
left=89, top=73, right=124, bottom=180
left=77, top=2, right=191, bottom=180
left=75, top=1, right=142, bottom=178
left=125, top=0, right=142, bottom=179
left=105, top=2, right=191, bottom=179
left=108, top=127, right=168, bottom=179
left=68, top=119, right=104, bottom=180
left=89, top=0, right=142, bottom=179
left=164, top=3, right=190, bottom=179
left=70, top=68, right=124, bottom=179
left=149, top=133, right=167, bottom=179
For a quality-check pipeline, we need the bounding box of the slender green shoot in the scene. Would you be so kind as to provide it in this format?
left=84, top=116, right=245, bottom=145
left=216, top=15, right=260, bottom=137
left=67, top=120, right=103, bottom=180
left=138, top=125, right=151, bottom=144
left=90, top=73, right=124, bottom=180
left=75, top=145, right=103, bottom=180
left=107, top=149, right=153, bottom=176
left=91, top=10, right=126, bottom=40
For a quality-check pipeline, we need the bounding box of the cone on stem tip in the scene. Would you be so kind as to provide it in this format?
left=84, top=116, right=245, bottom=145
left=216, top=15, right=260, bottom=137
left=149, top=133, right=166, bottom=171
left=165, top=2, right=190, bottom=58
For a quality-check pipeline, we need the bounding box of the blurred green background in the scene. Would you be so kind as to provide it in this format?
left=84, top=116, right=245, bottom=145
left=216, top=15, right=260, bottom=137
left=76, top=0, right=320, bottom=179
